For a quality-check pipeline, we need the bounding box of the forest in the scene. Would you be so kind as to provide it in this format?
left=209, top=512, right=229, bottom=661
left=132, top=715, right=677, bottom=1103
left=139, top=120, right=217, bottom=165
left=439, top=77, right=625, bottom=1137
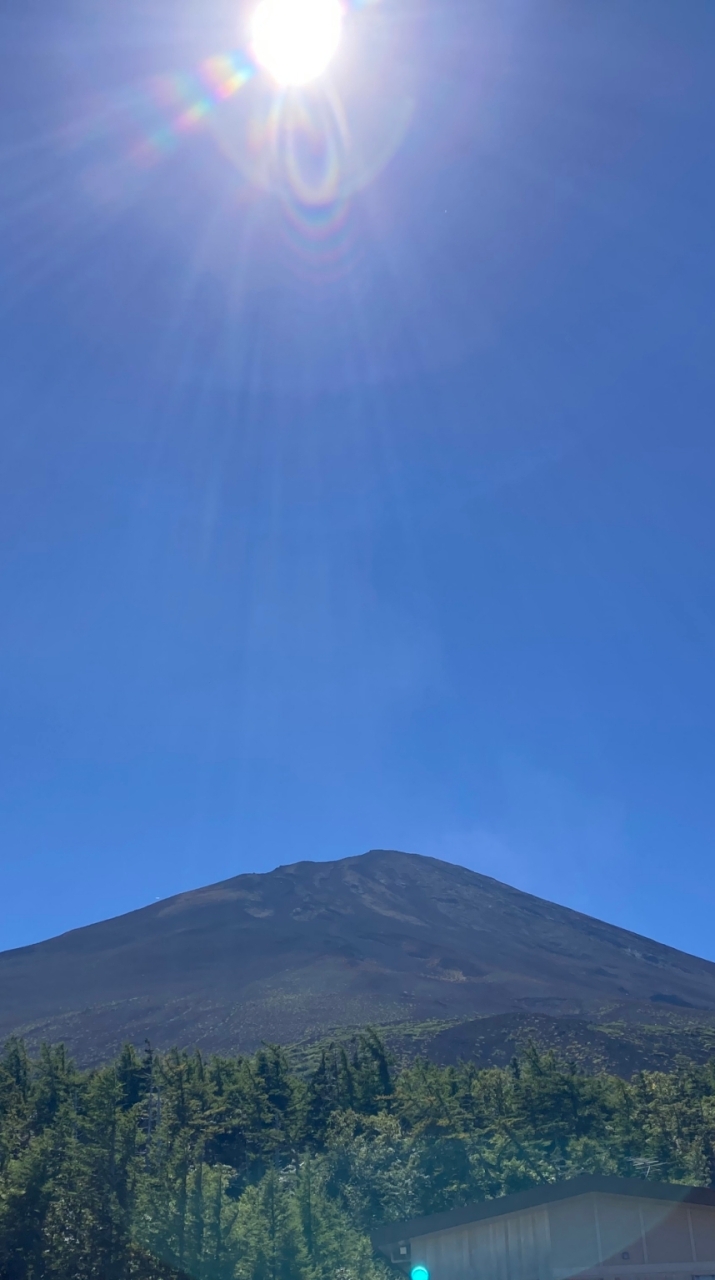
left=2, top=1030, right=715, bottom=1280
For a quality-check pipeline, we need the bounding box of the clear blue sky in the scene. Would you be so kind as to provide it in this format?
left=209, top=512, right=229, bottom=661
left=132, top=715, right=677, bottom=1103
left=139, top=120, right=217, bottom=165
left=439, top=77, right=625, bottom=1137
left=1, top=0, right=714, bottom=958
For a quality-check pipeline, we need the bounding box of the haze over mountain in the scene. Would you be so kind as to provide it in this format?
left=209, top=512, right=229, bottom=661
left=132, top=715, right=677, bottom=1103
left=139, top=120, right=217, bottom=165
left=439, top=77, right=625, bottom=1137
left=2, top=849, right=715, bottom=1067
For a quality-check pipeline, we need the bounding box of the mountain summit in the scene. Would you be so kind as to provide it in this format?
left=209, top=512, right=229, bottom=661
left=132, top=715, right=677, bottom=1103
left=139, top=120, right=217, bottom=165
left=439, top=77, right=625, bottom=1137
left=2, top=849, right=715, bottom=1065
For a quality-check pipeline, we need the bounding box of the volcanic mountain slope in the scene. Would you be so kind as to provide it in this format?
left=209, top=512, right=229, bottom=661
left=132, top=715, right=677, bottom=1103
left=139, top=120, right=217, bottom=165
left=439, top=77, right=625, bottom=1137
left=2, top=849, right=715, bottom=1066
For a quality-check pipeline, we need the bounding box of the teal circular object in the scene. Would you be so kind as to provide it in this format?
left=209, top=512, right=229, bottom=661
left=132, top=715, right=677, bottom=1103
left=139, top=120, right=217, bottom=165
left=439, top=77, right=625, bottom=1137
left=411, top=1267, right=429, bottom=1280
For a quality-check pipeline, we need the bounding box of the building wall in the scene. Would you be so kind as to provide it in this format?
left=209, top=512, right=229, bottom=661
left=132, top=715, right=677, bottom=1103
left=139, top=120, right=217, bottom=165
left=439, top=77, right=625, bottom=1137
left=413, top=1204, right=551, bottom=1280
left=407, top=1194, right=715, bottom=1280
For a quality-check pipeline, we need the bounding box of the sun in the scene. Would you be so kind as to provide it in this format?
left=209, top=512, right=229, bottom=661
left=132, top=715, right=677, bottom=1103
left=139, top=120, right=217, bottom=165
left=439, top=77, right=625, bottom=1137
left=250, top=0, right=344, bottom=86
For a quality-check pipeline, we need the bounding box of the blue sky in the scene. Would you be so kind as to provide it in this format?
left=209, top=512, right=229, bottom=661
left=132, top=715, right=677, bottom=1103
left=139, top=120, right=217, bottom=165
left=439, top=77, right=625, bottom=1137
left=1, top=0, right=715, bottom=958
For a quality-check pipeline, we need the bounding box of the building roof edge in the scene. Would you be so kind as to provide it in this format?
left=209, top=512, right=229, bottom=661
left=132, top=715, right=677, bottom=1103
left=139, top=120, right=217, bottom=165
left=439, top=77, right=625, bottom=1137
left=371, top=1176, right=715, bottom=1248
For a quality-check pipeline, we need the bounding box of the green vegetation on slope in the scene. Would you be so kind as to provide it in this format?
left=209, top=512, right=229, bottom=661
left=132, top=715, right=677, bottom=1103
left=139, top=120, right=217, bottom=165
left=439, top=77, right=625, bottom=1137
left=3, top=1031, right=715, bottom=1279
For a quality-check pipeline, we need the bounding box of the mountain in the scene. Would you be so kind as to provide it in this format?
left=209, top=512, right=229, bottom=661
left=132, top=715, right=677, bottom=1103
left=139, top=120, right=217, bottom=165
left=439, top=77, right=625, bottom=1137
left=2, top=849, right=715, bottom=1068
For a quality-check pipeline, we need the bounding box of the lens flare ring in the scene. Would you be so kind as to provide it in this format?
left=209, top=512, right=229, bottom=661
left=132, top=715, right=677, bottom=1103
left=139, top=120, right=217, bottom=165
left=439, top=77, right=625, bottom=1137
left=76, top=0, right=412, bottom=281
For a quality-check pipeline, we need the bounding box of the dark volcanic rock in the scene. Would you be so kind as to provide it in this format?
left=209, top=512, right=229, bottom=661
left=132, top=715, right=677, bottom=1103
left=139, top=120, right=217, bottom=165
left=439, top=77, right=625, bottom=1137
left=2, top=849, right=715, bottom=1065
left=391, top=1010, right=715, bottom=1077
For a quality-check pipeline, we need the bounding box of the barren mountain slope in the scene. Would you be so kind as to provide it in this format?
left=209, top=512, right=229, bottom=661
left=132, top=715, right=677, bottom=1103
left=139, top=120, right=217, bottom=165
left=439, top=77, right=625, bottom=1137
left=2, top=849, right=715, bottom=1065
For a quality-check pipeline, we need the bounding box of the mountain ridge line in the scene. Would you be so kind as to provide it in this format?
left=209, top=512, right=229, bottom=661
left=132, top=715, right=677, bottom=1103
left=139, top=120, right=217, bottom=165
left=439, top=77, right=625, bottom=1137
left=2, top=848, right=714, bottom=1067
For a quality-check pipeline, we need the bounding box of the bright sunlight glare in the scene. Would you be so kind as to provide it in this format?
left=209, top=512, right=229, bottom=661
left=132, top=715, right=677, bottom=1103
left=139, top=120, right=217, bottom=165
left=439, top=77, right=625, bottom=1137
left=250, top=0, right=344, bottom=86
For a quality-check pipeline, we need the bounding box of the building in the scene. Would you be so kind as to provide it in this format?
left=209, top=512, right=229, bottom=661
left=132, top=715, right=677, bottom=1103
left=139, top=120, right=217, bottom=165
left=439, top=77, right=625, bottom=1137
left=372, top=1176, right=715, bottom=1280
